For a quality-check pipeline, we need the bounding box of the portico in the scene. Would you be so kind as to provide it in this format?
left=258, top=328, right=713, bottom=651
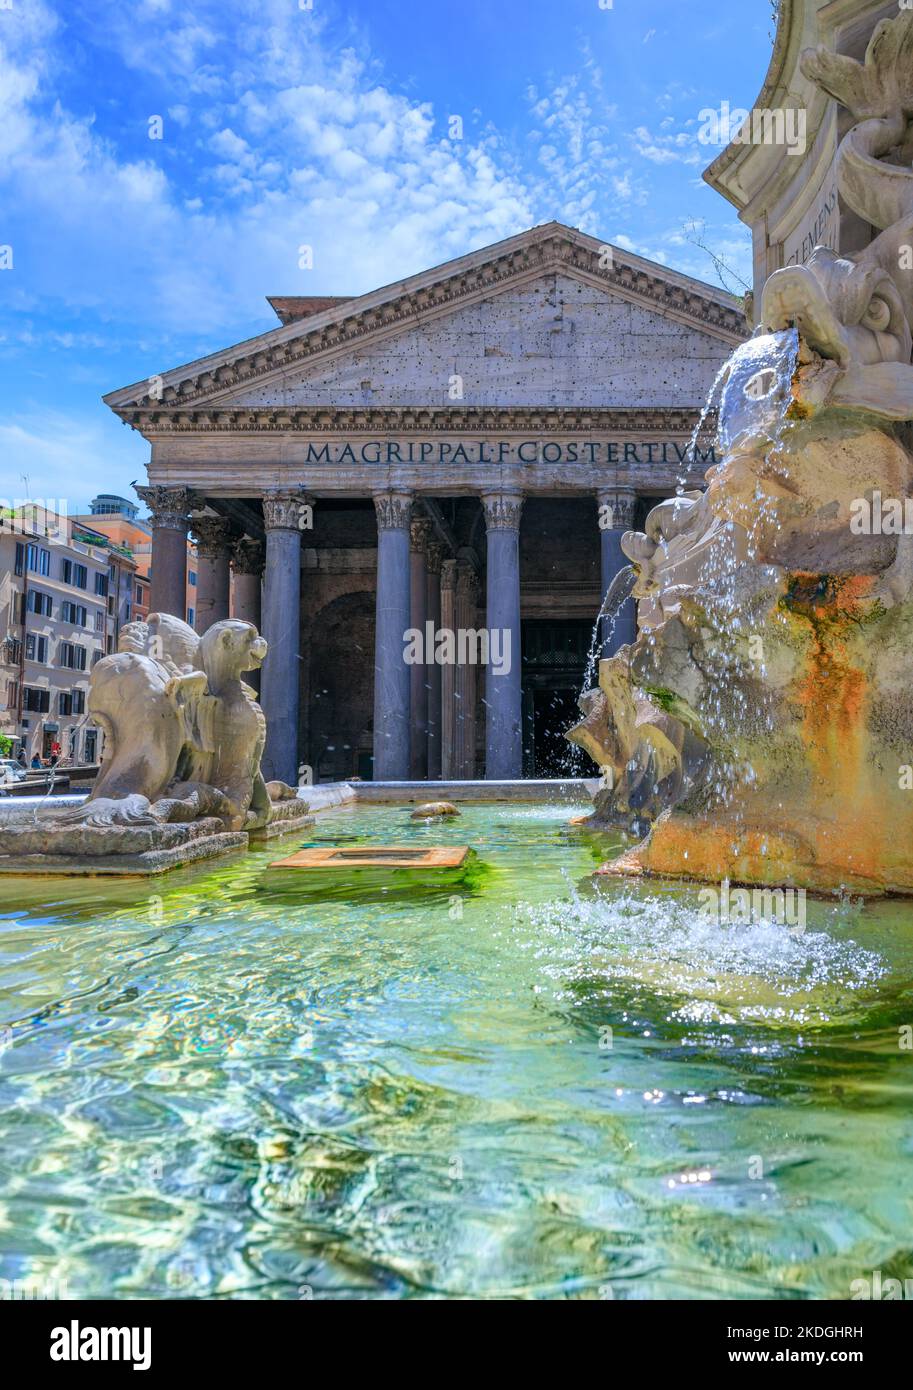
left=109, top=223, right=744, bottom=781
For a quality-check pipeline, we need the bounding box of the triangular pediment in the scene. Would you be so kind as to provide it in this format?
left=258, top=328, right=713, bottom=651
left=104, top=223, right=745, bottom=421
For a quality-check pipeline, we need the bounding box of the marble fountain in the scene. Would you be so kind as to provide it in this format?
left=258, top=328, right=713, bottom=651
left=570, top=11, right=913, bottom=896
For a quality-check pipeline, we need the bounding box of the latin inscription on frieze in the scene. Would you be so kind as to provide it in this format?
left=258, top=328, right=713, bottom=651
left=296, top=440, right=717, bottom=466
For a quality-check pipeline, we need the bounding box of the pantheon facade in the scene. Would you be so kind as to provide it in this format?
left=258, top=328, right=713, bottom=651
left=105, top=223, right=744, bottom=784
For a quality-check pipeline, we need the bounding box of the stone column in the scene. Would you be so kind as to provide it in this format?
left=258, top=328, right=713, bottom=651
left=135, top=485, right=196, bottom=619
left=455, top=563, right=480, bottom=778
left=373, top=491, right=413, bottom=781
left=230, top=537, right=264, bottom=629
left=409, top=512, right=432, bottom=780
left=481, top=491, right=524, bottom=780
left=425, top=542, right=444, bottom=780
left=260, top=492, right=306, bottom=785
left=440, top=559, right=457, bottom=780
left=597, top=489, right=638, bottom=654
left=191, top=514, right=234, bottom=633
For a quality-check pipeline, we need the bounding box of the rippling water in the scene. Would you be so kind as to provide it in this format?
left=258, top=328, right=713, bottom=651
left=1, top=802, right=912, bottom=1300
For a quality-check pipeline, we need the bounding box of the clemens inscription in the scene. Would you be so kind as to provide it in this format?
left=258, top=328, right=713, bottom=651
left=783, top=176, right=839, bottom=268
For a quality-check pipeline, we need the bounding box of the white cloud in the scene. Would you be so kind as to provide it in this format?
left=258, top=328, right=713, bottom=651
left=631, top=123, right=702, bottom=167
left=0, top=0, right=536, bottom=345
left=0, top=410, right=148, bottom=511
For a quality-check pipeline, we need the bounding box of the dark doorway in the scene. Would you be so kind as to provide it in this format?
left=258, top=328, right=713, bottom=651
left=307, top=591, right=375, bottom=782
left=531, top=688, right=588, bottom=776
left=521, top=620, right=592, bottom=777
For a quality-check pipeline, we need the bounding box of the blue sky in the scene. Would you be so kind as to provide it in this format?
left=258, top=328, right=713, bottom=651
left=0, top=0, right=774, bottom=510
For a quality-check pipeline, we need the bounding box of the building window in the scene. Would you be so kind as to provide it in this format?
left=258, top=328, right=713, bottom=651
left=187, top=606, right=195, bottom=626
left=5, top=679, right=20, bottom=710
left=59, top=689, right=86, bottom=717
left=135, top=583, right=144, bottom=604
left=61, top=601, right=88, bottom=627
left=62, top=559, right=88, bottom=589
left=95, top=573, right=108, bottom=597
left=58, top=642, right=87, bottom=671
left=23, top=686, right=50, bottom=713
left=19, top=543, right=51, bottom=576
left=188, top=571, right=197, bottom=586
left=25, top=634, right=49, bottom=663
left=95, top=612, right=105, bottom=632
left=84, top=729, right=97, bottom=762
left=27, top=589, right=53, bottom=617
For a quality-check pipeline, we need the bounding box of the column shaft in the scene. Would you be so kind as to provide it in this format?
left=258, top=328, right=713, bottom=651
left=191, top=514, right=234, bottom=634
left=373, top=492, right=413, bottom=781
left=425, top=543, right=443, bottom=779
left=454, top=564, right=479, bottom=778
left=260, top=494, right=304, bottom=785
left=598, top=490, right=638, bottom=654
left=440, top=560, right=457, bottom=780
left=409, top=514, right=431, bottom=779
left=482, top=492, right=524, bottom=780
left=135, top=486, right=196, bottom=619
left=231, top=537, right=265, bottom=695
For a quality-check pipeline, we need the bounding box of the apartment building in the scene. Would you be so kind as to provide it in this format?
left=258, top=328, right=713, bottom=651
left=0, top=505, right=135, bottom=763
left=71, top=494, right=197, bottom=627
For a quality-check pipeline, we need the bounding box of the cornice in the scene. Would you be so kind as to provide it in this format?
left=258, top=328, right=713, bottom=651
left=119, top=405, right=715, bottom=435
left=702, top=0, right=896, bottom=214
left=106, top=227, right=745, bottom=421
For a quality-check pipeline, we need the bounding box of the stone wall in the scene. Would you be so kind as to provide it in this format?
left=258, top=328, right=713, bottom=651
left=233, top=275, right=731, bottom=411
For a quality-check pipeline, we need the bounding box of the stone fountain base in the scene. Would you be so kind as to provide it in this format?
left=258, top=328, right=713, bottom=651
left=250, top=798, right=317, bottom=841
left=595, top=807, right=913, bottom=898
left=0, top=798, right=315, bottom=876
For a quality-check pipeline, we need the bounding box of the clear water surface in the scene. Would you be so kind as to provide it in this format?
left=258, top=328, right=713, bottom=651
left=1, top=802, right=912, bottom=1300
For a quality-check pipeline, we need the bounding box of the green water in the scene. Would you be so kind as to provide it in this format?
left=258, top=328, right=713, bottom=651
left=2, top=802, right=913, bottom=1300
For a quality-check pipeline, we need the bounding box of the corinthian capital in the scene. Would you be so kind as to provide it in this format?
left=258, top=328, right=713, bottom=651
left=373, top=491, right=412, bottom=531
left=456, top=563, right=479, bottom=600
left=231, top=536, right=265, bottom=577
left=440, top=558, right=457, bottom=593
left=425, top=542, right=444, bottom=576
left=596, top=488, right=638, bottom=531
left=481, top=490, right=524, bottom=532
left=262, top=491, right=312, bottom=531
left=410, top=513, right=433, bottom=552
left=136, top=485, right=200, bottom=531
left=190, top=513, right=235, bottom=558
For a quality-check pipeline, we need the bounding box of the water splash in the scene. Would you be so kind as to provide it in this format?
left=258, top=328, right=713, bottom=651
left=521, top=875, right=887, bottom=1027
left=580, top=564, right=636, bottom=696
